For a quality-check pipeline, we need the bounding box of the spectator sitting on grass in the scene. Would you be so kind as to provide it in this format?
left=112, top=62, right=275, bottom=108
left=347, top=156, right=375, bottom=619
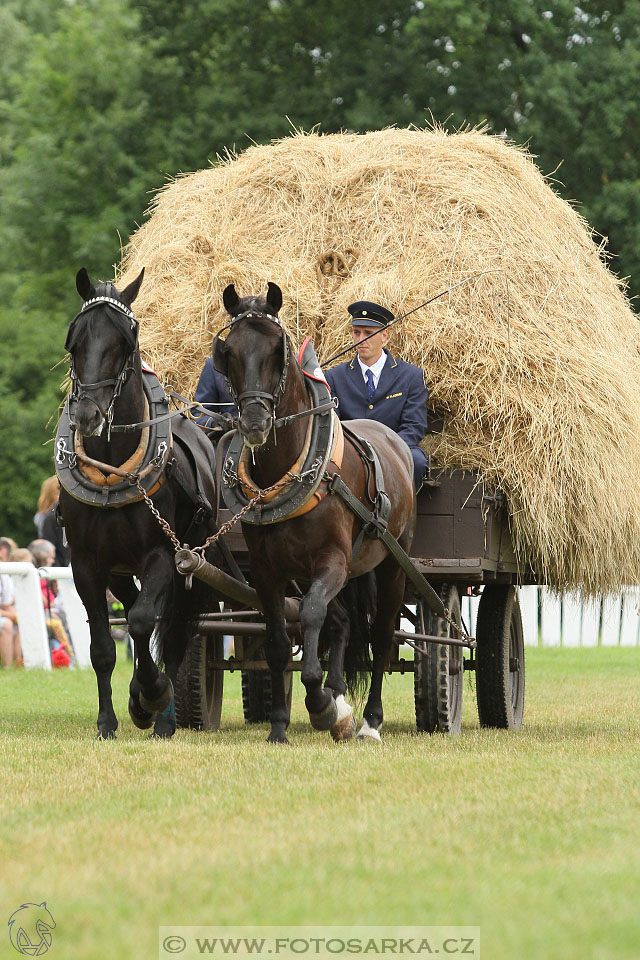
left=11, top=548, right=34, bottom=563
left=0, top=539, right=21, bottom=667
left=0, top=537, right=17, bottom=559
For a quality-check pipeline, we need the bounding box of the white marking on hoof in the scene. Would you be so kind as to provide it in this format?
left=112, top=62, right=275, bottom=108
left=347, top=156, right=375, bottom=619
left=357, top=718, right=382, bottom=742
left=334, top=694, right=351, bottom=723
left=330, top=695, right=356, bottom=742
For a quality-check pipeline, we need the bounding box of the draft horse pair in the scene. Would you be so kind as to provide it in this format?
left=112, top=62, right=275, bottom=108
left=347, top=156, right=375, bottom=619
left=58, top=271, right=416, bottom=743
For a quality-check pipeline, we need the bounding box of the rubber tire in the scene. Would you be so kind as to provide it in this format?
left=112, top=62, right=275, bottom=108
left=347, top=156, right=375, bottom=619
left=174, top=634, right=224, bottom=731
left=475, top=585, right=525, bottom=729
left=241, top=645, right=293, bottom=724
left=414, top=583, right=464, bottom=734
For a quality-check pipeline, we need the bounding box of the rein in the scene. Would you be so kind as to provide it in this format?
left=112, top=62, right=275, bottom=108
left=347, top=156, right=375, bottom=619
left=109, top=389, right=236, bottom=433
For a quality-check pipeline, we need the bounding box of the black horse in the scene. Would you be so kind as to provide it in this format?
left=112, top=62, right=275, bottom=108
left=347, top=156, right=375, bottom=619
left=57, top=268, right=221, bottom=738
left=214, top=282, right=416, bottom=743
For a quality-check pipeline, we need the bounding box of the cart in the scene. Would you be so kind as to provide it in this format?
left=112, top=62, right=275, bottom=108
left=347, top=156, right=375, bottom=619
left=171, top=466, right=530, bottom=736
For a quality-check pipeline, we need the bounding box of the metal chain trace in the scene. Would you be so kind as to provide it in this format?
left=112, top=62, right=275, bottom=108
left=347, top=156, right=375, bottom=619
left=132, top=474, right=295, bottom=557
left=133, top=476, right=474, bottom=644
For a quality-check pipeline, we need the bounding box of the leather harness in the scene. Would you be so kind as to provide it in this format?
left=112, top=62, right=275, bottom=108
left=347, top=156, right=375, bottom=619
left=221, top=338, right=343, bottom=524
left=56, top=368, right=172, bottom=508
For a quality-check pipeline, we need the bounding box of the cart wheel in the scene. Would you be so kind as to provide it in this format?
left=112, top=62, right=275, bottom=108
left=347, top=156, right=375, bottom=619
left=414, top=583, right=464, bottom=734
left=241, top=645, right=293, bottom=724
left=174, top=634, right=224, bottom=731
left=475, top=585, right=525, bottom=729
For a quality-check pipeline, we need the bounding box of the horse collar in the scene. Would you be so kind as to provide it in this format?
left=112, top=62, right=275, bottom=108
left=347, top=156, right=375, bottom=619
left=222, top=369, right=338, bottom=524
left=56, top=369, right=172, bottom=508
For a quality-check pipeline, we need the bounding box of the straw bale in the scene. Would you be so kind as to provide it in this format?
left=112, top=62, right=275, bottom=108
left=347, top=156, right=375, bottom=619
left=117, top=127, right=640, bottom=593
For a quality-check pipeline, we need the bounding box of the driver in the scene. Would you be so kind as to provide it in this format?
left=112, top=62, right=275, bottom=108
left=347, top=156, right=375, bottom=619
left=324, top=300, right=428, bottom=489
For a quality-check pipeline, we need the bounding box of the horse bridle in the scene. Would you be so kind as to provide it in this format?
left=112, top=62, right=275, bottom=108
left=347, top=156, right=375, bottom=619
left=213, top=309, right=290, bottom=419
left=66, top=287, right=140, bottom=436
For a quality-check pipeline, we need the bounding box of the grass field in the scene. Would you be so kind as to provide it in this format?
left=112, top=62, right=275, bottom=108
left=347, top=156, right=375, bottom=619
left=1, top=647, right=638, bottom=960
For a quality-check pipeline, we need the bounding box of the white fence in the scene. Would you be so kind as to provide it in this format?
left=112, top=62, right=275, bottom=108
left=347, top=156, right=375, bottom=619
left=0, top=562, right=91, bottom=668
left=2, top=562, right=639, bottom=670
left=462, top=585, right=640, bottom=647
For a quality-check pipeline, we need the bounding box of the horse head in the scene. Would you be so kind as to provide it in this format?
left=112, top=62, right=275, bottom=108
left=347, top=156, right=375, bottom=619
left=214, top=282, right=287, bottom=448
left=66, top=267, right=145, bottom=437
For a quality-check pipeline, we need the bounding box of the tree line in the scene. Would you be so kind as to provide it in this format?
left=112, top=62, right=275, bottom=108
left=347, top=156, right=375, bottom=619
left=1, top=0, right=638, bottom=542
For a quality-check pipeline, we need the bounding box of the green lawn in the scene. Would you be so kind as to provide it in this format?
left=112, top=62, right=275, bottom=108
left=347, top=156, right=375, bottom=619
left=0, top=647, right=638, bottom=960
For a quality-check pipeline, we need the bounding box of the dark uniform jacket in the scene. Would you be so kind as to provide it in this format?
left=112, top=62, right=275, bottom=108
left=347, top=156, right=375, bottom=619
left=325, top=349, right=428, bottom=487
left=193, top=357, right=236, bottom=430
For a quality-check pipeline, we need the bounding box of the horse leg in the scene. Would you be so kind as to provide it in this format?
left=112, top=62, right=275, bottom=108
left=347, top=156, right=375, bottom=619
left=259, top=589, right=293, bottom=744
left=74, top=565, right=118, bottom=739
left=108, top=573, right=156, bottom=732
left=358, top=557, right=404, bottom=743
left=127, top=548, right=175, bottom=733
left=322, top=598, right=356, bottom=742
left=149, top=572, right=192, bottom=739
left=299, top=559, right=348, bottom=732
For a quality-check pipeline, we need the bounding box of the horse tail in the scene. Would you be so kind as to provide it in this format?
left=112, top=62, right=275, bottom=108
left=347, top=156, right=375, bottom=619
left=341, top=571, right=376, bottom=700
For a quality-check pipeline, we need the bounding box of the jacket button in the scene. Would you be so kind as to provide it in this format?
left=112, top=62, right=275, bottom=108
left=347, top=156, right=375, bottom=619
left=368, top=404, right=374, bottom=410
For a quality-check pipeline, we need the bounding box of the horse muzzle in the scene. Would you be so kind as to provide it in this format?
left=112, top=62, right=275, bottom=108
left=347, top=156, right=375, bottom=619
left=239, top=416, right=272, bottom=448
left=239, top=397, right=273, bottom=448
left=71, top=397, right=106, bottom=438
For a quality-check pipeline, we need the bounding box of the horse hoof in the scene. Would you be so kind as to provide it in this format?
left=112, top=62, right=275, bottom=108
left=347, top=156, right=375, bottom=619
left=330, top=694, right=357, bottom=742
left=139, top=678, right=174, bottom=715
left=357, top=718, right=382, bottom=743
left=95, top=729, right=116, bottom=741
left=266, top=733, right=290, bottom=745
left=128, top=696, right=154, bottom=730
left=151, top=701, right=176, bottom=739
left=309, top=695, right=338, bottom=731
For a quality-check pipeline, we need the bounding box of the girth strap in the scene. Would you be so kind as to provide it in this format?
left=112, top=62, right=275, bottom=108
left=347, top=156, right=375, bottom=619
left=339, top=425, right=391, bottom=558
left=327, top=473, right=447, bottom=620
left=341, top=423, right=386, bottom=507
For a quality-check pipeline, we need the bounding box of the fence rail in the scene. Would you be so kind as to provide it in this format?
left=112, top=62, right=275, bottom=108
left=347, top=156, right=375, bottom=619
left=2, top=562, right=638, bottom=670
left=0, top=562, right=91, bottom=668
left=462, top=586, right=640, bottom=647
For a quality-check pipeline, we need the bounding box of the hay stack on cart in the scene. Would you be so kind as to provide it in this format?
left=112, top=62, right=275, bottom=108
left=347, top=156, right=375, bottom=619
left=117, top=127, right=640, bottom=595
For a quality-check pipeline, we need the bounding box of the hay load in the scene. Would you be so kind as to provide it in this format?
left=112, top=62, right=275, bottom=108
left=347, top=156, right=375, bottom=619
left=117, top=127, right=640, bottom=594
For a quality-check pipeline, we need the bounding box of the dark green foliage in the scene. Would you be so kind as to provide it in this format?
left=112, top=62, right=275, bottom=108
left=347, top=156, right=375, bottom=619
left=1, top=0, right=639, bottom=539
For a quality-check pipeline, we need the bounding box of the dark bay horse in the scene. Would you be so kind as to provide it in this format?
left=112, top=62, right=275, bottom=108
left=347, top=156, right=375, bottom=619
left=214, top=282, right=416, bottom=743
left=58, top=268, right=220, bottom=738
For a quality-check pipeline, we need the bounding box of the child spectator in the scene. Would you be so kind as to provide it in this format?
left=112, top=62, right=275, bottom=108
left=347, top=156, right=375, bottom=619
left=28, top=539, right=74, bottom=667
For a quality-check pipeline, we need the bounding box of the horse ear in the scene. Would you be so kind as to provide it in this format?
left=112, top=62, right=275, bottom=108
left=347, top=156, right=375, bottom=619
left=120, top=267, right=145, bottom=306
left=212, top=337, right=228, bottom=376
left=223, top=284, right=240, bottom=314
left=76, top=268, right=93, bottom=301
left=266, top=282, right=282, bottom=314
